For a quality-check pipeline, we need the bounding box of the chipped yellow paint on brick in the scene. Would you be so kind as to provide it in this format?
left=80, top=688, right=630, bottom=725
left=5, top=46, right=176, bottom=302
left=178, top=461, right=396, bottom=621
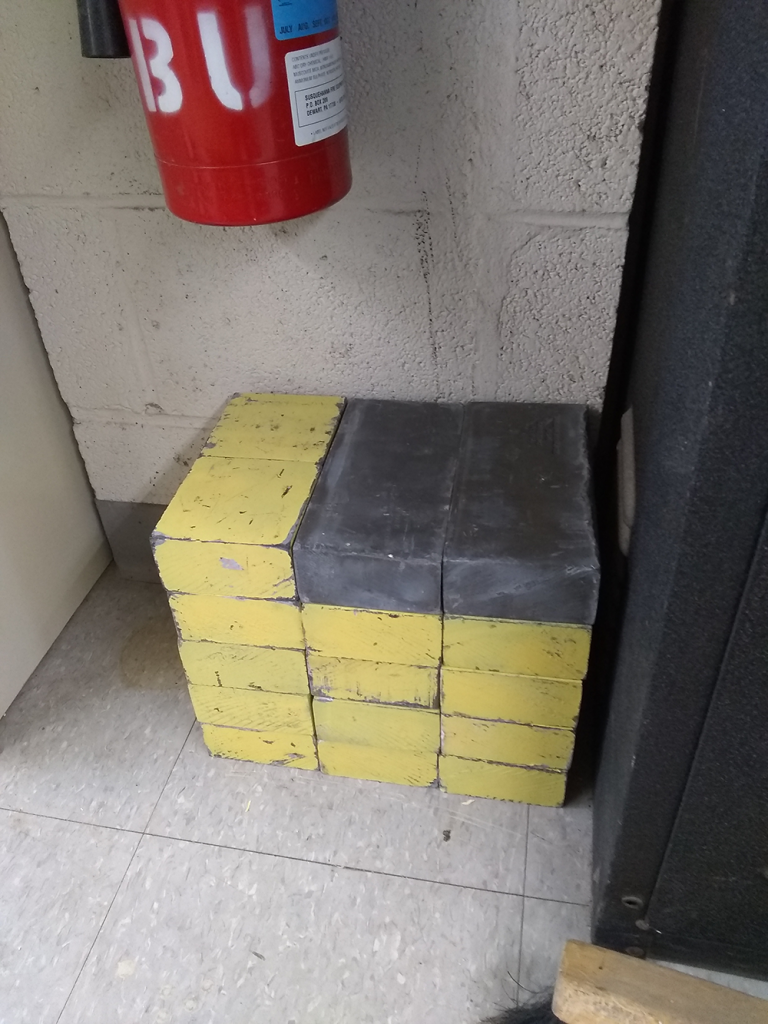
left=443, top=616, right=591, bottom=679
left=441, top=715, right=574, bottom=769
left=439, top=755, right=565, bottom=806
left=308, top=655, right=438, bottom=708
left=441, top=668, right=582, bottom=729
left=302, top=604, right=442, bottom=667
left=201, top=724, right=318, bottom=769
left=155, top=456, right=319, bottom=547
left=154, top=539, right=294, bottom=600
left=189, top=685, right=313, bottom=732
left=179, top=641, right=309, bottom=694
left=202, top=393, right=344, bottom=463
left=171, top=594, right=304, bottom=649
left=318, top=741, right=438, bottom=787
left=313, top=698, right=440, bottom=752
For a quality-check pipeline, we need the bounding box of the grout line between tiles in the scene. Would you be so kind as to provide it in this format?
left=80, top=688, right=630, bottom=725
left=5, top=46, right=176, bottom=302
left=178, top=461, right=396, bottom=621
left=141, top=719, right=196, bottom=834
left=516, top=805, right=530, bottom=1006
left=53, top=832, right=145, bottom=1024
left=47, top=721, right=191, bottom=1021
left=0, top=804, right=144, bottom=837
left=0, top=805, right=591, bottom=909
left=142, top=827, right=520, bottom=895
left=138, top=824, right=593, bottom=906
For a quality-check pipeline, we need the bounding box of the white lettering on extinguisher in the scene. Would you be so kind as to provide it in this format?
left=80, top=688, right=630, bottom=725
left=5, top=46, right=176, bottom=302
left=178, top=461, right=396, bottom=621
left=126, top=19, right=157, bottom=111
left=127, top=17, right=183, bottom=113
left=197, top=12, right=243, bottom=110
left=197, top=7, right=271, bottom=111
left=128, top=8, right=272, bottom=115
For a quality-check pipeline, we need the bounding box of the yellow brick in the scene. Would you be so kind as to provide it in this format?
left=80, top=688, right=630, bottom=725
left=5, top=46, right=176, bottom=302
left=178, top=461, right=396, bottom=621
left=155, top=456, right=319, bottom=547
left=443, top=616, right=591, bottom=679
left=439, top=755, right=565, bottom=806
left=179, top=641, right=308, bottom=694
left=154, top=539, right=294, bottom=600
left=171, top=594, right=304, bottom=649
left=302, top=604, right=442, bottom=667
left=441, top=668, right=581, bottom=729
left=202, top=724, right=318, bottom=769
left=313, top=698, right=440, bottom=752
left=308, top=655, right=438, bottom=708
left=441, top=716, right=574, bottom=769
left=201, top=393, right=344, bottom=463
left=189, top=685, right=313, bottom=732
left=318, top=741, right=438, bottom=787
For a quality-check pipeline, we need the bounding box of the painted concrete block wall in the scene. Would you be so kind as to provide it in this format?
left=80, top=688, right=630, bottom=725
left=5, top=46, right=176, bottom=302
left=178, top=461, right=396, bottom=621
left=0, top=0, right=657, bottom=504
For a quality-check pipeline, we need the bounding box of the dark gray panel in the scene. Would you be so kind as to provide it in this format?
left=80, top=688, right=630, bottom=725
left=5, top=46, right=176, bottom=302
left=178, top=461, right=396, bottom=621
left=592, top=0, right=768, bottom=976
left=648, top=516, right=768, bottom=951
left=443, top=403, right=599, bottom=624
left=97, top=500, right=165, bottom=583
left=293, top=399, right=463, bottom=614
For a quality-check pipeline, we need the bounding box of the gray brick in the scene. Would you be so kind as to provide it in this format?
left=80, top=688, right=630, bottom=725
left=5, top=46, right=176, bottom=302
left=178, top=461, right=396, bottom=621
left=294, top=399, right=463, bottom=614
left=443, top=403, right=599, bottom=624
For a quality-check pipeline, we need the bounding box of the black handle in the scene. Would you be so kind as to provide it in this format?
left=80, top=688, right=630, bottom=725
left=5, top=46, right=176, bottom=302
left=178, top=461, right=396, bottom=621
left=76, top=0, right=130, bottom=58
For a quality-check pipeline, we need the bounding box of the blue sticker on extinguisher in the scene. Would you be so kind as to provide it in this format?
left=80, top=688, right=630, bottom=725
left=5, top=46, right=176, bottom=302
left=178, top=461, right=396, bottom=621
left=271, top=0, right=338, bottom=40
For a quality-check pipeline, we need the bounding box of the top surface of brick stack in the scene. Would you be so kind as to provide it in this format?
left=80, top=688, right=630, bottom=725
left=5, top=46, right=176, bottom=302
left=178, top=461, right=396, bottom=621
left=293, top=399, right=463, bottom=615
left=443, top=402, right=599, bottom=625
left=153, top=393, right=344, bottom=599
left=293, top=397, right=598, bottom=624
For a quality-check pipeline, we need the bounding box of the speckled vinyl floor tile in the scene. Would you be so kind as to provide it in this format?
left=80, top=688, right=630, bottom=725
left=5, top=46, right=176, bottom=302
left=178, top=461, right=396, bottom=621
left=525, top=799, right=592, bottom=905
left=4, top=572, right=763, bottom=1022
left=0, top=568, right=194, bottom=831
left=57, top=833, right=523, bottom=1024
left=148, top=724, right=528, bottom=895
left=0, top=807, right=139, bottom=1024
left=517, top=896, right=591, bottom=1001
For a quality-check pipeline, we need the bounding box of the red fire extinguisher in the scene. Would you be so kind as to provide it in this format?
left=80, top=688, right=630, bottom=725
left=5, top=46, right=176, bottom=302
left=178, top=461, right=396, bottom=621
left=115, top=0, right=352, bottom=225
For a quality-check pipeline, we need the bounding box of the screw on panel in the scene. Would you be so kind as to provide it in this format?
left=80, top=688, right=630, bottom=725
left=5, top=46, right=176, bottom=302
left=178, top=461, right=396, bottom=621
left=621, top=895, right=644, bottom=910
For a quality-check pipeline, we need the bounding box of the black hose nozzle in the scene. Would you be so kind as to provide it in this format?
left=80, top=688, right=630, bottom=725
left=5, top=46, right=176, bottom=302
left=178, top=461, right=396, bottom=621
left=76, top=0, right=130, bottom=58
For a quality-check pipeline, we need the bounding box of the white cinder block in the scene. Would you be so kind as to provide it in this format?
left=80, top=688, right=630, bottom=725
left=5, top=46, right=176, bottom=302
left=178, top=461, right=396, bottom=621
left=347, top=0, right=658, bottom=216
left=2, top=208, right=627, bottom=482
left=494, top=224, right=628, bottom=405
left=2, top=204, right=149, bottom=414
left=340, top=0, right=426, bottom=208
left=72, top=418, right=212, bottom=503
left=511, top=0, right=659, bottom=212
left=0, top=3, right=159, bottom=197
left=114, top=206, right=438, bottom=417
left=404, top=216, right=628, bottom=404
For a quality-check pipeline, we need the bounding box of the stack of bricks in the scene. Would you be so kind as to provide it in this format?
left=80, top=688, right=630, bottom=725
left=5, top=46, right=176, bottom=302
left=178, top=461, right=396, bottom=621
left=439, top=403, right=597, bottom=806
left=294, top=400, right=462, bottom=787
left=152, top=393, right=344, bottom=771
left=153, top=393, right=599, bottom=806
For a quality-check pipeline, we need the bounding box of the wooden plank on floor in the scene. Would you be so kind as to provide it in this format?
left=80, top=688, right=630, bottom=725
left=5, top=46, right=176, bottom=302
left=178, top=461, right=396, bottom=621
left=553, top=941, right=768, bottom=1024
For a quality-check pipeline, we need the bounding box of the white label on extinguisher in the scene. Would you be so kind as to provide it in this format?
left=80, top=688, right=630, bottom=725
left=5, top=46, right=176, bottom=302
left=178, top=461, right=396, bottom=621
left=285, top=37, right=347, bottom=147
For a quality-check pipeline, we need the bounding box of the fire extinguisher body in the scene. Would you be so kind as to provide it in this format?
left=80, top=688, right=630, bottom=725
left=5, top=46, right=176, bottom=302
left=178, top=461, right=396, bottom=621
left=117, top=0, right=352, bottom=225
